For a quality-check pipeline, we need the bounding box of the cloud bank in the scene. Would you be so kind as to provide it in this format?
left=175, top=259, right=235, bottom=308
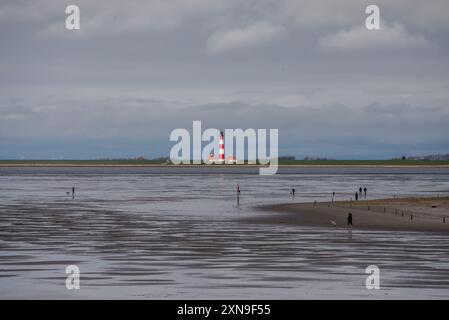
left=319, top=23, right=432, bottom=51
left=206, top=22, right=285, bottom=54
left=1, top=0, right=449, bottom=159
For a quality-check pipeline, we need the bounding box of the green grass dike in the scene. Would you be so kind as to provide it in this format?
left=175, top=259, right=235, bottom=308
left=1, top=159, right=449, bottom=166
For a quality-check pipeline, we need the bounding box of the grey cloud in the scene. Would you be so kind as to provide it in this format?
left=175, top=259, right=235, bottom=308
left=1, top=1, right=449, bottom=159
left=319, top=23, right=432, bottom=51
left=206, top=21, right=285, bottom=54
left=2, top=100, right=448, bottom=159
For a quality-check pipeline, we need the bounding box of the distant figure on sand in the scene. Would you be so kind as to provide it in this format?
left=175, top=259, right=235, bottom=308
left=364, top=187, right=367, bottom=198
left=347, top=212, right=353, bottom=226
left=237, top=184, right=240, bottom=195
left=359, top=187, right=362, bottom=195
left=355, top=192, right=358, bottom=201
left=72, top=187, right=75, bottom=199
left=291, top=188, right=295, bottom=196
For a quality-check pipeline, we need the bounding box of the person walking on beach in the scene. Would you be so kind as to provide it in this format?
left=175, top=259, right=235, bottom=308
left=291, top=188, right=295, bottom=197
left=347, top=212, right=353, bottom=227
left=355, top=192, right=358, bottom=201
left=72, top=187, right=75, bottom=199
left=359, top=187, right=362, bottom=195
left=237, top=184, right=240, bottom=195
left=364, top=187, right=367, bottom=198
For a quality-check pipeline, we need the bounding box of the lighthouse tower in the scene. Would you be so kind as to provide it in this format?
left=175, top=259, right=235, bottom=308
left=206, top=131, right=235, bottom=164
left=218, top=131, right=225, bottom=164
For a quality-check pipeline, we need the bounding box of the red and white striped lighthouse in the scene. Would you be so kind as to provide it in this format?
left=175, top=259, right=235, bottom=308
left=218, top=131, right=225, bottom=163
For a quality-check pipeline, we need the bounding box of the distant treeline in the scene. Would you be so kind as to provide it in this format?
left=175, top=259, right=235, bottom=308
left=393, top=154, right=449, bottom=161
left=279, top=156, right=336, bottom=161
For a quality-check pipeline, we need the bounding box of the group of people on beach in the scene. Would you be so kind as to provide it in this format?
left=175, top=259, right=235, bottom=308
left=354, top=187, right=367, bottom=201
left=234, top=183, right=363, bottom=228
left=349, top=187, right=368, bottom=226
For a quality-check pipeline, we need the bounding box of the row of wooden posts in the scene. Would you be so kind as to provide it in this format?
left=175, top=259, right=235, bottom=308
left=313, top=199, right=446, bottom=223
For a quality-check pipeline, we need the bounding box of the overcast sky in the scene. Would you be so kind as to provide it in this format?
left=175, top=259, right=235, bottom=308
left=1, top=0, right=449, bottom=159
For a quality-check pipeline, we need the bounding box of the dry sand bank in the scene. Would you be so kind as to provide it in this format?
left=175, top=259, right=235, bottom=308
left=251, top=197, right=449, bottom=233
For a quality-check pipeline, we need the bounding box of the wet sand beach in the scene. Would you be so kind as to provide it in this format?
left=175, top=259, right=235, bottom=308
left=254, top=197, right=449, bottom=233
left=1, top=168, right=449, bottom=298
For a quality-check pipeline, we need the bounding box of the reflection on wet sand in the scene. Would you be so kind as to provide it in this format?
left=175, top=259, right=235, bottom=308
left=1, top=170, right=449, bottom=298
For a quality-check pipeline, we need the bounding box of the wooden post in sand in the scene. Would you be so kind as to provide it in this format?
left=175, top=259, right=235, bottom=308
left=411, top=215, right=413, bottom=220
